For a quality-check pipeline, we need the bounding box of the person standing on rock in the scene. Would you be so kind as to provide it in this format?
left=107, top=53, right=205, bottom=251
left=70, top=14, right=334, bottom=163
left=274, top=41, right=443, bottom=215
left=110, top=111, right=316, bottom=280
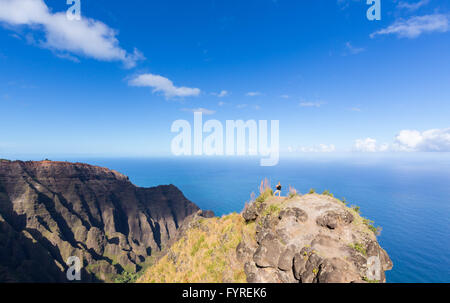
left=274, top=182, right=282, bottom=197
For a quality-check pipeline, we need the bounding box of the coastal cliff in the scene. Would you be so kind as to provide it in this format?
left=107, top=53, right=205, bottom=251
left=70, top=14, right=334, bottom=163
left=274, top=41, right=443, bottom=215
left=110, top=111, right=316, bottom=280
left=139, top=189, right=393, bottom=283
left=0, top=160, right=199, bottom=282
left=0, top=160, right=392, bottom=283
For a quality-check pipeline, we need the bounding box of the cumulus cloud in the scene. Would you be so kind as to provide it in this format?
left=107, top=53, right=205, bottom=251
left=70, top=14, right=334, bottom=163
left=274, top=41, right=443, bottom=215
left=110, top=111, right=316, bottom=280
left=181, top=108, right=215, bottom=115
left=354, top=138, right=389, bottom=152
left=0, top=0, right=143, bottom=67
left=397, top=0, right=430, bottom=11
left=393, top=128, right=450, bottom=152
left=128, top=73, right=201, bottom=98
left=370, top=14, right=449, bottom=39
left=354, top=128, right=450, bottom=152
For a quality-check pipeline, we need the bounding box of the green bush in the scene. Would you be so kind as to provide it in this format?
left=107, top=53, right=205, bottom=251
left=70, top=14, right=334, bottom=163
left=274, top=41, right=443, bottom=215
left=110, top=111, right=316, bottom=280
left=349, top=242, right=366, bottom=256
left=255, top=188, right=273, bottom=203
left=322, top=190, right=334, bottom=197
left=114, top=271, right=138, bottom=283
left=363, top=218, right=382, bottom=236
left=351, top=205, right=361, bottom=214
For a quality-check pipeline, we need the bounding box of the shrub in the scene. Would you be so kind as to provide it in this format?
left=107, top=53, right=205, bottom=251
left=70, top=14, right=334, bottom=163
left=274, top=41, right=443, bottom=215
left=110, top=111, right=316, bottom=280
left=351, top=205, right=361, bottom=214
left=262, top=204, right=281, bottom=218
left=349, top=242, right=366, bottom=256
left=255, top=179, right=273, bottom=203
left=363, top=218, right=382, bottom=236
left=114, top=271, right=138, bottom=283
left=308, top=188, right=316, bottom=194
left=322, top=190, right=334, bottom=197
left=363, top=276, right=380, bottom=283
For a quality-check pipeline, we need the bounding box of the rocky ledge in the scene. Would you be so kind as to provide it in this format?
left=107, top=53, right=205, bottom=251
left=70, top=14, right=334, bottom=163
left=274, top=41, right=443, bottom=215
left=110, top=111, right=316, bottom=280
left=240, top=193, right=393, bottom=283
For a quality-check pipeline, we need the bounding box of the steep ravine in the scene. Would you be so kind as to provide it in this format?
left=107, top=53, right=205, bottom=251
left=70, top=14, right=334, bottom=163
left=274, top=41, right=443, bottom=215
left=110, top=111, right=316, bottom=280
left=0, top=160, right=199, bottom=282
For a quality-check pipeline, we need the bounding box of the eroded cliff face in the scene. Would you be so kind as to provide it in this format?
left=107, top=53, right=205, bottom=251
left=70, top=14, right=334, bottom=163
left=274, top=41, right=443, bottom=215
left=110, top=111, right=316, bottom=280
left=0, top=160, right=199, bottom=282
left=140, top=193, right=393, bottom=283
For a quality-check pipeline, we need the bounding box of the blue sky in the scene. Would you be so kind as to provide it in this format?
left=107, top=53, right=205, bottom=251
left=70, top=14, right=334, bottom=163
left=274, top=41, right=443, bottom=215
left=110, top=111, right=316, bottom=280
left=0, top=0, right=450, bottom=158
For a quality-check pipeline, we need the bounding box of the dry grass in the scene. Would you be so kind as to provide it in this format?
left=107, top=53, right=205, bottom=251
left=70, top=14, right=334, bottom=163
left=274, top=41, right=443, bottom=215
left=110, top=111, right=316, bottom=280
left=137, top=213, right=253, bottom=283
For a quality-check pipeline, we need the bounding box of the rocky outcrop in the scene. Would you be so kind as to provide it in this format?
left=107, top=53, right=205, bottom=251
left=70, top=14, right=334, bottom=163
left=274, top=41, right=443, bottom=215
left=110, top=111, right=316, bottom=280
left=140, top=192, right=393, bottom=283
left=0, top=160, right=199, bottom=282
left=241, top=194, right=393, bottom=283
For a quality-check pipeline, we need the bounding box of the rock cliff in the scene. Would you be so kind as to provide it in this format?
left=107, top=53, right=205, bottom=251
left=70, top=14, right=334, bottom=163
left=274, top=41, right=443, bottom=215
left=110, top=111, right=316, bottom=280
left=139, top=191, right=393, bottom=283
left=0, top=160, right=199, bottom=282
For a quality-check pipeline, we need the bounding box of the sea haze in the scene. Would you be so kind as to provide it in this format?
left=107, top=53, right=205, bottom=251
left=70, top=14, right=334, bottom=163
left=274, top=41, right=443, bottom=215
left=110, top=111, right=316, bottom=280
left=60, top=156, right=450, bottom=283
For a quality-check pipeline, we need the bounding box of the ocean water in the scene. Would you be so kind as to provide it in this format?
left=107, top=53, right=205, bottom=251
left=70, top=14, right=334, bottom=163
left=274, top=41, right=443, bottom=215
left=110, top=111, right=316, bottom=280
left=80, top=156, right=449, bottom=283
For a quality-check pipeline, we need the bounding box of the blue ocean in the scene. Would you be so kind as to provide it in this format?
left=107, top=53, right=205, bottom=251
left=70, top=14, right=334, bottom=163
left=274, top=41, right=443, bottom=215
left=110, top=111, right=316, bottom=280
left=79, top=156, right=449, bottom=283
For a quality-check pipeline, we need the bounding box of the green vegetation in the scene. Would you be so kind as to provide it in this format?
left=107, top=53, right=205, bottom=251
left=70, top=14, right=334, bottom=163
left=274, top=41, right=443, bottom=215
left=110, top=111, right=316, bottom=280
left=351, top=205, right=361, bottom=214
left=114, top=271, right=138, bottom=283
left=261, top=204, right=282, bottom=218
left=349, top=242, right=367, bottom=256
left=322, top=190, right=334, bottom=197
left=255, top=188, right=273, bottom=203
left=363, top=218, right=382, bottom=236
left=362, top=276, right=380, bottom=283
left=255, top=178, right=273, bottom=203
left=308, top=188, right=316, bottom=194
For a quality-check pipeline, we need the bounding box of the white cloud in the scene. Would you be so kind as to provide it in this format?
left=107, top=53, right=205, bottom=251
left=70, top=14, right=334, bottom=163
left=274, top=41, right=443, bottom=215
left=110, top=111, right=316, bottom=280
left=354, top=138, right=389, bottom=152
left=300, top=102, right=323, bottom=108
left=397, top=0, right=430, bottom=11
left=370, top=14, right=449, bottom=39
left=280, top=95, right=290, bottom=99
left=345, top=42, right=365, bottom=55
left=246, top=92, right=262, bottom=97
left=290, top=144, right=336, bottom=153
left=236, top=104, right=248, bottom=109
left=181, top=107, right=215, bottom=115
left=217, top=90, right=228, bottom=98
left=354, top=128, right=450, bottom=153
left=0, top=0, right=143, bottom=67
left=128, top=73, right=201, bottom=98
left=218, top=101, right=227, bottom=106
left=393, top=128, right=450, bottom=152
